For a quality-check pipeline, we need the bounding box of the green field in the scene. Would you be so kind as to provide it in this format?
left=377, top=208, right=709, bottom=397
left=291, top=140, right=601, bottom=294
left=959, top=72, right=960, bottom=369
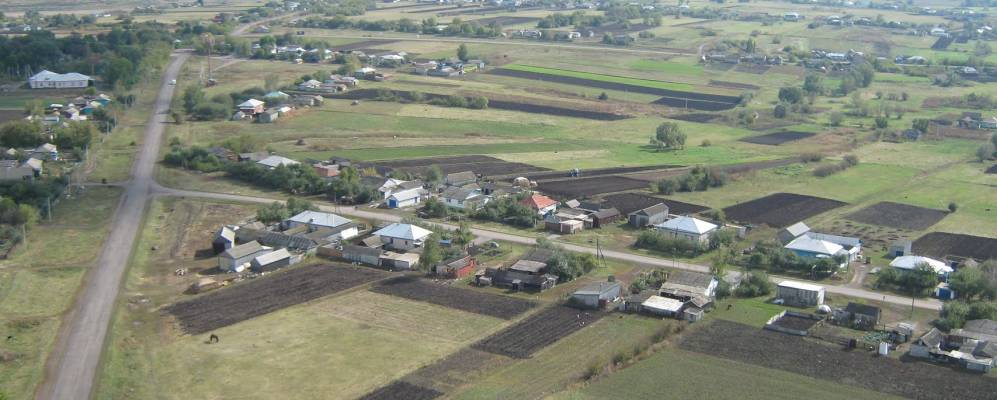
left=555, top=347, right=900, bottom=400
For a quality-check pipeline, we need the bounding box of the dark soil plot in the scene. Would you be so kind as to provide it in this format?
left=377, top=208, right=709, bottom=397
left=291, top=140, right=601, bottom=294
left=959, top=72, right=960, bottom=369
left=537, top=176, right=651, bottom=198
left=652, top=96, right=738, bottom=111
left=370, top=276, right=536, bottom=320
left=739, top=131, right=816, bottom=145
left=931, top=36, right=954, bottom=50
left=473, top=16, right=540, bottom=26
left=472, top=306, right=604, bottom=358
left=359, top=381, right=442, bottom=400
left=517, top=164, right=683, bottom=181
left=0, top=110, right=22, bottom=124
left=601, top=193, right=708, bottom=215
left=913, top=232, right=997, bottom=261
left=367, top=155, right=549, bottom=177
left=332, top=40, right=398, bottom=51
left=334, top=89, right=629, bottom=121
left=406, top=5, right=466, bottom=13
left=846, top=202, right=948, bottom=231
left=165, top=264, right=388, bottom=335
left=987, top=164, right=997, bottom=174
left=734, top=64, right=770, bottom=74
left=682, top=320, right=997, bottom=400
left=398, top=347, right=510, bottom=393
left=722, top=193, right=847, bottom=228
left=583, top=23, right=653, bottom=35
left=667, top=113, right=719, bottom=123
left=488, top=69, right=741, bottom=106
left=705, top=63, right=736, bottom=72
left=708, top=80, right=761, bottom=90
left=769, top=314, right=821, bottom=331
left=438, top=5, right=542, bottom=16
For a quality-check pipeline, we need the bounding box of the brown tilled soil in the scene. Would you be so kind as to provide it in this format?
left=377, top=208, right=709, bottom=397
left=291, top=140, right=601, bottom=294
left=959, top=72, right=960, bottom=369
left=600, top=192, right=709, bottom=215
left=359, top=381, right=442, bottom=400
left=912, top=232, right=997, bottom=261
left=537, top=176, right=651, bottom=198
left=722, top=193, right=847, bottom=228
left=472, top=305, right=604, bottom=358
left=740, top=131, right=816, bottom=146
left=370, top=276, right=537, bottom=320
left=164, top=264, right=389, bottom=335
left=846, top=202, right=948, bottom=231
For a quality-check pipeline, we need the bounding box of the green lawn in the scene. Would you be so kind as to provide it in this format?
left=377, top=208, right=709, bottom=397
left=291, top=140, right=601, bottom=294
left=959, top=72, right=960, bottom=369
left=555, top=347, right=900, bottom=400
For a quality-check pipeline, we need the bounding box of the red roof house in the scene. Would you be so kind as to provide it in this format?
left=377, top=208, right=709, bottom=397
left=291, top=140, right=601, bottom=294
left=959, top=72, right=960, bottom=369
left=521, top=194, right=558, bottom=215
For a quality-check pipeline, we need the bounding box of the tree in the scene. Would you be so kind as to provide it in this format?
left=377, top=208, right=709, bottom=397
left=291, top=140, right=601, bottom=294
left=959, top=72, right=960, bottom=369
left=874, top=116, right=889, bottom=129
left=949, top=267, right=990, bottom=301
left=948, top=202, right=959, bottom=213
left=171, top=111, right=185, bottom=124
left=425, top=165, right=443, bottom=184
left=457, top=43, right=469, bottom=61
left=912, top=119, right=930, bottom=133
left=653, top=122, right=686, bottom=151
left=597, top=92, right=609, bottom=100
left=421, top=197, right=448, bottom=218
left=977, top=143, right=995, bottom=161
left=940, top=301, right=970, bottom=330
left=773, top=104, right=787, bottom=118
left=778, top=87, right=804, bottom=104
left=286, top=197, right=315, bottom=216
left=0, top=121, right=44, bottom=148
left=182, top=85, right=205, bottom=114
left=419, top=233, right=444, bottom=268
left=710, top=245, right=735, bottom=279
left=264, top=73, right=281, bottom=92
left=256, top=202, right=288, bottom=224
left=903, top=263, right=941, bottom=296
left=338, top=55, right=361, bottom=76
left=656, top=178, right=677, bottom=195
left=829, top=112, right=844, bottom=127
left=453, top=221, right=474, bottom=249
left=803, top=74, right=824, bottom=95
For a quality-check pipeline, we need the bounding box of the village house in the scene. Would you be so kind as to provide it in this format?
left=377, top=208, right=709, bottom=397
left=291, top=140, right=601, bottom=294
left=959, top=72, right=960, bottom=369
left=653, top=216, right=717, bottom=245
left=435, top=255, right=477, bottom=278
left=28, top=70, right=92, bottom=89
left=237, top=99, right=265, bottom=115
left=284, top=211, right=359, bottom=240
left=571, top=280, right=622, bottom=309
left=544, top=213, right=585, bottom=234
left=441, top=184, right=489, bottom=210
left=32, top=143, right=59, bottom=161
left=0, top=160, right=36, bottom=181
left=628, top=203, right=669, bottom=228
left=258, top=109, right=280, bottom=123
left=387, top=187, right=425, bottom=208
left=890, top=255, right=953, bottom=277
left=660, top=271, right=719, bottom=302
left=784, top=235, right=849, bottom=268
left=777, top=280, right=825, bottom=307
left=380, top=251, right=421, bottom=270
left=833, top=302, right=882, bottom=330
left=218, top=241, right=271, bottom=272
left=312, top=162, right=340, bottom=177
left=378, top=178, right=422, bottom=199
left=911, top=319, right=997, bottom=372
left=521, top=194, right=558, bottom=216
left=256, top=155, right=299, bottom=169
left=373, top=223, right=433, bottom=251
left=341, top=244, right=383, bottom=266
left=779, top=222, right=862, bottom=264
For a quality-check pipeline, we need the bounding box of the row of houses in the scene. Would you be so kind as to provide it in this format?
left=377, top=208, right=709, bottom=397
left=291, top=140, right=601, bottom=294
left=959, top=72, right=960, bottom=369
left=912, top=319, right=997, bottom=372
left=233, top=92, right=324, bottom=123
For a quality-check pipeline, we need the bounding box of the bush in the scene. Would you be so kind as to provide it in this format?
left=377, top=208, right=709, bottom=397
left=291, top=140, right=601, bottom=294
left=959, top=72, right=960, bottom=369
left=634, top=231, right=707, bottom=257
left=655, top=179, right=677, bottom=195
left=773, top=103, right=787, bottom=118
left=735, top=271, right=773, bottom=297
left=829, top=112, right=844, bottom=126
left=948, top=202, right=958, bottom=213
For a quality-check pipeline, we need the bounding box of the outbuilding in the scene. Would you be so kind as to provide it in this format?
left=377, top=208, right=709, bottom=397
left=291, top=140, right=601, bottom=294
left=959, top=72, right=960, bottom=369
left=285, top=210, right=358, bottom=240
left=250, top=248, right=292, bottom=272
left=777, top=280, right=825, bottom=307
left=641, top=295, right=685, bottom=317
left=628, top=203, right=669, bottom=228
left=890, top=255, right=952, bottom=277
left=571, top=281, right=622, bottom=309
left=218, top=241, right=269, bottom=272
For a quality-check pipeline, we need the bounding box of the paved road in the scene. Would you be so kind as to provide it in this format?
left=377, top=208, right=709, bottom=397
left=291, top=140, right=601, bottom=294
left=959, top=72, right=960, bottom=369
left=155, top=186, right=943, bottom=311
left=37, top=53, right=189, bottom=400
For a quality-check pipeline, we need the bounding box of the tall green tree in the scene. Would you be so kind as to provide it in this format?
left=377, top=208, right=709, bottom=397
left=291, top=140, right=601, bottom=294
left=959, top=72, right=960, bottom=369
left=457, top=43, right=469, bottom=61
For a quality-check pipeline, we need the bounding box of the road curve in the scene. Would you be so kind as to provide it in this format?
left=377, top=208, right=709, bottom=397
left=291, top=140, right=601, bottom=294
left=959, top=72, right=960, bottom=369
left=37, top=53, right=189, bottom=400
left=155, top=186, right=942, bottom=311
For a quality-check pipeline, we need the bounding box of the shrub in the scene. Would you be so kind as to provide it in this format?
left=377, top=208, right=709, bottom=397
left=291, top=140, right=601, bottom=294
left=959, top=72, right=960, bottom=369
left=948, top=202, right=958, bottom=213
left=634, top=231, right=707, bottom=257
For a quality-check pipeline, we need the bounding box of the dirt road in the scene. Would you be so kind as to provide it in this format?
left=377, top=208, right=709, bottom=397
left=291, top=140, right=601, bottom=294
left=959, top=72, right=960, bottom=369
left=155, top=186, right=943, bottom=311
left=37, top=53, right=189, bottom=400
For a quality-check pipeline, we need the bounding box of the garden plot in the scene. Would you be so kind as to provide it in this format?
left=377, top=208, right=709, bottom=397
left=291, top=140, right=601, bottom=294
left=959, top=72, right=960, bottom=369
left=708, top=80, right=761, bottom=90
left=359, top=381, right=443, bottom=400
left=331, top=40, right=398, bottom=51
left=472, top=305, right=604, bottom=359
left=651, top=96, right=739, bottom=111
left=165, top=264, right=388, bottom=334
left=681, top=320, right=997, bottom=400
left=667, top=113, right=720, bottom=123
left=846, top=202, right=948, bottom=231
left=912, top=232, right=997, bottom=261
left=722, top=193, right=847, bottom=228
left=601, top=193, right=709, bottom=215
left=536, top=176, right=651, bottom=198
left=472, top=16, right=540, bottom=26
left=739, top=131, right=816, bottom=146
left=488, top=67, right=741, bottom=111
left=366, top=154, right=548, bottom=176
left=334, top=89, right=629, bottom=121
left=369, top=276, right=537, bottom=320
left=518, top=164, right=683, bottom=181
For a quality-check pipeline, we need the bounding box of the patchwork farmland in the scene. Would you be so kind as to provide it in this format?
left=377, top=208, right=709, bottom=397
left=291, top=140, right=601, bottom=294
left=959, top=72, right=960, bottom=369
left=473, top=306, right=604, bottom=359
left=723, top=193, right=848, bottom=228
left=846, top=202, right=949, bottom=231
left=912, top=232, right=997, bottom=261
left=165, top=264, right=388, bottom=334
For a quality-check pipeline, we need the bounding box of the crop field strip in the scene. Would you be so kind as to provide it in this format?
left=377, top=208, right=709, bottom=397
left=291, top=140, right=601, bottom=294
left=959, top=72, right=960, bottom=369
left=667, top=113, right=720, bottom=123
left=845, top=201, right=949, bottom=231
left=359, top=381, right=442, bottom=400
left=516, top=164, right=683, bottom=182
left=681, top=320, right=997, bottom=400
left=164, top=264, right=389, bottom=335
left=472, top=305, right=604, bottom=359
left=330, top=40, right=399, bottom=52
left=722, top=193, right=847, bottom=228
left=369, top=276, right=537, bottom=320
left=472, top=16, right=540, bottom=26
left=330, top=89, right=631, bottom=121
left=912, top=232, right=997, bottom=261
left=601, top=192, right=709, bottom=215
left=739, top=131, right=817, bottom=146
left=490, top=66, right=742, bottom=111
left=536, top=175, right=652, bottom=198
left=362, top=155, right=549, bottom=177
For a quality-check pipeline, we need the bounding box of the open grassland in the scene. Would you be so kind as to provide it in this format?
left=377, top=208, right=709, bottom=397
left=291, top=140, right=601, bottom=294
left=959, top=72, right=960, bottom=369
left=0, top=186, right=120, bottom=400
left=554, top=347, right=900, bottom=400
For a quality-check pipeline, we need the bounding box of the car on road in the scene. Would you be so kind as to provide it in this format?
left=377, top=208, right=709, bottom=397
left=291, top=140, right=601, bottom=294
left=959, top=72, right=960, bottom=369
left=169, top=79, right=177, bottom=85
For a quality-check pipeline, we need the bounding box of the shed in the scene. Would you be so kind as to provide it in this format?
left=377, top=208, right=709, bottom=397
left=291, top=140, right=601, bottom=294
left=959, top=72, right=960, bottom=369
left=445, top=171, right=477, bottom=186
left=641, top=295, right=685, bottom=317
left=342, top=244, right=382, bottom=266
left=218, top=241, right=269, bottom=272
left=590, top=208, right=621, bottom=228
left=777, top=280, right=825, bottom=307
left=250, top=248, right=292, bottom=273
left=628, top=203, right=669, bottom=228
left=380, top=251, right=420, bottom=270
left=778, top=221, right=811, bottom=244
left=571, top=281, right=622, bottom=309
left=212, top=226, right=236, bottom=254
left=435, top=255, right=477, bottom=279
left=842, top=302, right=881, bottom=330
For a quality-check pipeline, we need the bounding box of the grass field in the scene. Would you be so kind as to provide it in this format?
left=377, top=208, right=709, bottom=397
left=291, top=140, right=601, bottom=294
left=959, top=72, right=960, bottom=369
left=555, top=347, right=900, bottom=400
left=0, top=186, right=121, bottom=400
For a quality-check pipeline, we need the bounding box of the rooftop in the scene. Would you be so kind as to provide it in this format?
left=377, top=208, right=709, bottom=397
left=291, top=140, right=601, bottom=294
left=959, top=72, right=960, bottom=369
left=287, top=210, right=352, bottom=228
left=778, top=280, right=824, bottom=292
left=373, top=223, right=433, bottom=241
left=654, top=216, right=717, bottom=235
